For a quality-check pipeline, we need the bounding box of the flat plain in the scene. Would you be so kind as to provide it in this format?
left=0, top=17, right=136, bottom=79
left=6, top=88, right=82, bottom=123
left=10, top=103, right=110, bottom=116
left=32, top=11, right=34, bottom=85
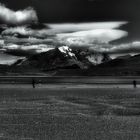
left=0, top=78, right=140, bottom=140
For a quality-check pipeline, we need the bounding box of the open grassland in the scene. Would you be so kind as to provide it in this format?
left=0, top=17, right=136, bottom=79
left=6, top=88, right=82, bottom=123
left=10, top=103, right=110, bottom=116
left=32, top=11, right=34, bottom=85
left=0, top=87, right=140, bottom=139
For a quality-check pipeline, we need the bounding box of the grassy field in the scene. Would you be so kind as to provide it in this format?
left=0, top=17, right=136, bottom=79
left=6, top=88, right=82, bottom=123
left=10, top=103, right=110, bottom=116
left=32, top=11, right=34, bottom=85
left=0, top=87, right=140, bottom=139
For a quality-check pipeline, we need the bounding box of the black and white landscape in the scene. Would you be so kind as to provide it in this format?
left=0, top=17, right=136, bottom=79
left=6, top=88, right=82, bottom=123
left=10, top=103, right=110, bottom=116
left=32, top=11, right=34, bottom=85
left=0, top=0, right=139, bottom=75
left=0, top=1, right=140, bottom=140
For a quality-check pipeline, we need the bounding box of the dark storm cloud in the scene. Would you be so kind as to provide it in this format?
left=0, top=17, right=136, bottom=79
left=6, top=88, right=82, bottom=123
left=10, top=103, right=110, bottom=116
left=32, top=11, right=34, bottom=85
left=0, top=3, right=38, bottom=25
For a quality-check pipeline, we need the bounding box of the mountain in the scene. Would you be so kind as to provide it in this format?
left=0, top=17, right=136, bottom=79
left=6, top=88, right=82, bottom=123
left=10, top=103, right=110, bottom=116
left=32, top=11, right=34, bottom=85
left=87, top=54, right=140, bottom=76
left=13, top=46, right=92, bottom=72
left=86, top=53, right=111, bottom=65
left=116, top=54, right=131, bottom=60
left=72, top=49, right=111, bottom=65
left=99, top=54, right=140, bottom=67
left=2, top=46, right=140, bottom=76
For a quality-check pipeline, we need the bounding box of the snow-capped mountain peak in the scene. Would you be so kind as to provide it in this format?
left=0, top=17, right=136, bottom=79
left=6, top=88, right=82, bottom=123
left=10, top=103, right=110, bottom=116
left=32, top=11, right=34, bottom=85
left=58, top=46, right=76, bottom=58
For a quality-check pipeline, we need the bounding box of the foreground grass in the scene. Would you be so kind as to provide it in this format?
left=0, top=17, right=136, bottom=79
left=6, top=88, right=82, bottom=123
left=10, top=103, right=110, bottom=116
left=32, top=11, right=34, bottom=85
left=0, top=87, right=140, bottom=139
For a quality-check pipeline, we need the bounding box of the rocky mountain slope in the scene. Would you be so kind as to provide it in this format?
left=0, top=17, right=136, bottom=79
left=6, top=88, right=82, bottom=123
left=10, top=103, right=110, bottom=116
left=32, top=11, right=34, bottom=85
left=1, top=46, right=140, bottom=76
left=12, top=46, right=93, bottom=71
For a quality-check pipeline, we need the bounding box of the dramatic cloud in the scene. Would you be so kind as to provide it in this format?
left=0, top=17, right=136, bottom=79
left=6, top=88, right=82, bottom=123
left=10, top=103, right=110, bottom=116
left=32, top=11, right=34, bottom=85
left=0, top=43, right=54, bottom=56
left=2, top=26, right=51, bottom=39
left=0, top=52, right=22, bottom=65
left=56, top=29, right=128, bottom=46
left=0, top=3, right=38, bottom=25
left=0, top=21, right=132, bottom=62
left=4, top=36, right=54, bottom=45
left=48, top=22, right=127, bottom=34
left=88, top=41, right=140, bottom=55
left=108, top=42, right=140, bottom=54
left=2, top=27, right=32, bottom=35
left=2, top=22, right=127, bottom=40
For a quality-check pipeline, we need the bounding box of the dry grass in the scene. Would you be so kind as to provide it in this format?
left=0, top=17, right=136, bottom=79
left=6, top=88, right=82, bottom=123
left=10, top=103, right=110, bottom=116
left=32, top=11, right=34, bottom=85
left=0, top=87, right=140, bottom=139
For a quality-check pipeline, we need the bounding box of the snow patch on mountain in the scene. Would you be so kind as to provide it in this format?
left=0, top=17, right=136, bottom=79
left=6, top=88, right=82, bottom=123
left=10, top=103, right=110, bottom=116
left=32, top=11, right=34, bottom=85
left=87, top=54, right=103, bottom=65
left=58, top=46, right=77, bottom=59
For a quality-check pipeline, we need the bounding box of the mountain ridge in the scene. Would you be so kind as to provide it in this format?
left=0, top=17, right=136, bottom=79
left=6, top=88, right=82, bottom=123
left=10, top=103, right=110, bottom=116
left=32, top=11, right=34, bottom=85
left=0, top=47, right=140, bottom=76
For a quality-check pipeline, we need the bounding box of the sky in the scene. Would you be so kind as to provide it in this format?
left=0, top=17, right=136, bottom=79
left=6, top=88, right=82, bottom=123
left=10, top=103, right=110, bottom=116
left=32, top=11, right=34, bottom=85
left=0, top=0, right=139, bottom=64
left=0, top=0, right=139, bottom=22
